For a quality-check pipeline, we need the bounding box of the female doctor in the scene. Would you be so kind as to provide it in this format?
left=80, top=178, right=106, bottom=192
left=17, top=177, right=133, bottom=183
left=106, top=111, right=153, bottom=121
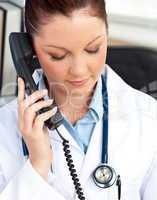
left=0, top=0, right=157, bottom=199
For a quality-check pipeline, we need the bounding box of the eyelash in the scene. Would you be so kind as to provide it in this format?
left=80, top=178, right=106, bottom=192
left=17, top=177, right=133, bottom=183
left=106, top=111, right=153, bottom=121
left=50, top=48, right=100, bottom=61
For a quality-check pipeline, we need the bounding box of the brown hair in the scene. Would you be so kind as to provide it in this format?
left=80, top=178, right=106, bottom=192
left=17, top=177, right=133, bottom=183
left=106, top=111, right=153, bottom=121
left=25, top=0, right=108, bottom=37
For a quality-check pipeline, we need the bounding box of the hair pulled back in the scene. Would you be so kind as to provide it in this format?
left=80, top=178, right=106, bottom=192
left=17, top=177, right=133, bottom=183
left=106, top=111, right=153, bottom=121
left=25, top=0, right=108, bottom=37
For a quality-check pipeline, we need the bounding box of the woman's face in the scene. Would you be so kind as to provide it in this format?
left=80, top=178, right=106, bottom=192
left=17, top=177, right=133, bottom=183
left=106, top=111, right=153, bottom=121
left=33, top=8, right=108, bottom=101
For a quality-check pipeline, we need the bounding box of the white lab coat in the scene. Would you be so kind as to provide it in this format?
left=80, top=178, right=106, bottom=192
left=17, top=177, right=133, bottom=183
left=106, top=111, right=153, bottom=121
left=0, top=65, right=157, bottom=200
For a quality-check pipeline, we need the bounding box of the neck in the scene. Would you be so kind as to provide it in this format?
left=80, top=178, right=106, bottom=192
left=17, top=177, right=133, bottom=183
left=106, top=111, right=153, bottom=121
left=53, top=89, right=93, bottom=112
left=52, top=89, right=94, bottom=125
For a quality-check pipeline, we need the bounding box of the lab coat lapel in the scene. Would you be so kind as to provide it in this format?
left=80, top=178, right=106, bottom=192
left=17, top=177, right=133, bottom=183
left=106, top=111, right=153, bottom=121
left=80, top=120, right=102, bottom=186
left=107, top=65, right=129, bottom=161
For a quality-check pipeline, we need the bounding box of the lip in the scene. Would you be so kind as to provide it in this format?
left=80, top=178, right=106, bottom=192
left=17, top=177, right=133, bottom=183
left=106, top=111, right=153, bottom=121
left=68, top=78, right=89, bottom=86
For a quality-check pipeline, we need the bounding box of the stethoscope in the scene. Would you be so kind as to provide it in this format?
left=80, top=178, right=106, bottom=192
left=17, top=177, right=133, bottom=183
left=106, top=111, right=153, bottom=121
left=92, top=74, right=121, bottom=200
left=22, top=72, right=121, bottom=200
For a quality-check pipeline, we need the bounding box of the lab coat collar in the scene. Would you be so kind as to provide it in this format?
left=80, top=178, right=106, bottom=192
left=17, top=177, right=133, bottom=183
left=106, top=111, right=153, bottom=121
left=106, top=64, right=131, bottom=117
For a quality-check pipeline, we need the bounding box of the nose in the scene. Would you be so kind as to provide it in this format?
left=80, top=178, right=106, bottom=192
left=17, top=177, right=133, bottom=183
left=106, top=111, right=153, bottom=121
left=69, top=54, right=88, bottom=77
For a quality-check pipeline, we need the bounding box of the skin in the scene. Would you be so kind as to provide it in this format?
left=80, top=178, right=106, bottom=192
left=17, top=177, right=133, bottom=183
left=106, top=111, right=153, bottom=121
left=18, top=8, right=108, bottom=180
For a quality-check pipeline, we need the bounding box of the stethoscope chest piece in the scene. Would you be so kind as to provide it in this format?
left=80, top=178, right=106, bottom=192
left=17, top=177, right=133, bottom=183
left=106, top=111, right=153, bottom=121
left=93, top=164, right=117, bottom=188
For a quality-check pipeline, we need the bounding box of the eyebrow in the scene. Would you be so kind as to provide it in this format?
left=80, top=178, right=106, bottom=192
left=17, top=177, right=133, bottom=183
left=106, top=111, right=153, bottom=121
left=44, top=35, right=104, bottom=51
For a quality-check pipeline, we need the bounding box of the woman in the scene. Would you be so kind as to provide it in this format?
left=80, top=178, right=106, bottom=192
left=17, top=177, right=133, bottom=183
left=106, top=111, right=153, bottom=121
left=0, top=0, right=157, bottom=199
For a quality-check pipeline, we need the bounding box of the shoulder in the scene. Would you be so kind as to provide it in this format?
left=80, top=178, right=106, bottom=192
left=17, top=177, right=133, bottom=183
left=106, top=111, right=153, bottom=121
left=106, top=64, right=157, bottom=120
left=0, top=97, right=18, bottom=115
left=0, top=98, right=21, bottom=155
left=0, top=97, right=18, bottom=129
left=106, top=65, right=157, bottom=152
left=0, top=98, right=24, bottom=183
left=106, top=66, right=157, bottom=179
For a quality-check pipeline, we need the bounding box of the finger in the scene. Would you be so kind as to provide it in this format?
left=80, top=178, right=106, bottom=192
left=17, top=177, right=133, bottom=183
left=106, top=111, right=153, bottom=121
left=17, top=77, right=26, bottom=127
left=34, top=106, right=58, bottom=130
left=23, top=99, right=54, bottom=132
left=17, top=77, right=25, bottom=103
left=24, top=89, right=48, bottom=107
left=20, top=89, right=50, bottom=121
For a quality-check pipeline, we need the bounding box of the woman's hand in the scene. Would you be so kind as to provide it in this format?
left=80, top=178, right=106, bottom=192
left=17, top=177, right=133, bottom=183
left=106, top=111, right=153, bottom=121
left=17, top=77, right=57, bottom=181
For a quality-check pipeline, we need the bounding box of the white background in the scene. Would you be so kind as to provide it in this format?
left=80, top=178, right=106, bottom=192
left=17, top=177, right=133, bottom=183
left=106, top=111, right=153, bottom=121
left=106, top=0, right=157, bottom=19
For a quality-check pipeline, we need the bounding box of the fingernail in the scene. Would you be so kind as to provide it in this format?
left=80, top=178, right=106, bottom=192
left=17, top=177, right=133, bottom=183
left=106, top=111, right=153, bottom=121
left=52, top=106, right=58, bottom=114
left=47, top=99, right=53, bottom=104
left=42, top=89, right=48, bottom=94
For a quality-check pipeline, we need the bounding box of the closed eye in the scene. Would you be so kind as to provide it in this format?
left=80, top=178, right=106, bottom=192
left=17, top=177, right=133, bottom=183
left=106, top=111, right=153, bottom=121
left=86, top=47, right=100, bottom=54
left=49, top=47, right=100, bottom=61
left=49, top=54, right=66, bottom=61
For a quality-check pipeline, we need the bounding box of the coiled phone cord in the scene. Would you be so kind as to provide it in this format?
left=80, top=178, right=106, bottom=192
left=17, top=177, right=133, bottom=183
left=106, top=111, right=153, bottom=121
left=55, top=127, right=86, bottom=200
left=22, top=123, right=86, bottom=199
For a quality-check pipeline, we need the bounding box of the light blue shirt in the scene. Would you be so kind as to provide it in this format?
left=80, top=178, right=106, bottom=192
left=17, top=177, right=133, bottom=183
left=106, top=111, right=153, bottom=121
left=32, top=69, right=104, bottom=153
left=61, top=77, right=104, bottom=153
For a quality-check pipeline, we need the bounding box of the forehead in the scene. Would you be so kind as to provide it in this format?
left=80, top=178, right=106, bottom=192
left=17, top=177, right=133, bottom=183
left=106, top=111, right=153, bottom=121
left=34, top=9, right=106, bottom=46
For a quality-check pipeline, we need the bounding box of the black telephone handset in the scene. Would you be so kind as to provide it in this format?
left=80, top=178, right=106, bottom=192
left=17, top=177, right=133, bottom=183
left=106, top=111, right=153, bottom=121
left=9, top=32, right=63, bottom=130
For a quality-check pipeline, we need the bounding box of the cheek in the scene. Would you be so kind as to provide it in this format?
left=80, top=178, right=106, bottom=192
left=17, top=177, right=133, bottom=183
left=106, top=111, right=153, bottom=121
left=91, top=45, right=107, bottom=74
left=99, top=45, right=107, bottom=62
left=38, top=55, right=68, bottom=82
left=34, top=43, right=68, bottom=83
left=43, top=63, right=66, bottom=81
